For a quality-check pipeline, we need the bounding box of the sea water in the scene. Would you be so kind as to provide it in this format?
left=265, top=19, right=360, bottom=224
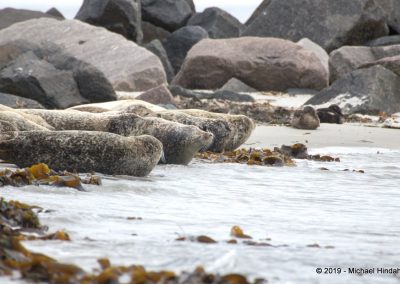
left=1, top=147, right=400, bottom=284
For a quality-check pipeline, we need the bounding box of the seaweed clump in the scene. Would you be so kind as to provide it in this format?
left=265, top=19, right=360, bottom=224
left=0, top=198, right=264, bottom=283
left=0, top=163, right=101, bottom=191
left=196, top=148, right=295, bottom=167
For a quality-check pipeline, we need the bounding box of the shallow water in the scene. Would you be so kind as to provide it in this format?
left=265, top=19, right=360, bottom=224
left=1, top=147, right=400, bottom=284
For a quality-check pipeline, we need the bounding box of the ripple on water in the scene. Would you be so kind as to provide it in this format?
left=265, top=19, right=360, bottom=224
left=1, top=147, right=400, bottom=284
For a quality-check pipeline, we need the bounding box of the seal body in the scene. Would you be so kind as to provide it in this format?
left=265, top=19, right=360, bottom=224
left=21, top=109, right=213, bottom=165
left=176, top=109, right=255, bottom=151
left=291, top=106, right=320, bottom=130
left=0, top=130, right=162, bottom=176
left=0, top=111, right=50, bottom=131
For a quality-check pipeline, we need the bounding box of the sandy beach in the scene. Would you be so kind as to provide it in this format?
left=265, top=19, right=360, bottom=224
left=246, top=124, right=400, bottom=149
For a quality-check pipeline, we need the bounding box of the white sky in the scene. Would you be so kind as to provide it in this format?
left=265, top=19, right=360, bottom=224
left=0, top=0, right=263, bottom=23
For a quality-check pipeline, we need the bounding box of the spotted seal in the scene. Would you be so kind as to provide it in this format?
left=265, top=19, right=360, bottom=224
left=0, top=127, right=162, bottom=177
left=20, top=109, right=213, bottom=165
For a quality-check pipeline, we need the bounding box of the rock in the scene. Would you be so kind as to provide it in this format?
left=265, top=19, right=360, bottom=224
left=329, top=45, right=400, bottom=82
left=361, top=55, right=400, bottom=76
left=376, top=0, right=400, bottom=33
left=21, top=109, right=213, bottom=165
left=46, top=7, right=65, bottom=19
left=0, top=130, right=162, bottom=176
left=0, top=8, right=56, bottom=30
left=162, top=26, right=209, bottom=73
left=169, top=85, right=204, bottom=99
left=366, top=35, right=400, bottom=47
left=0, top=111, right=50, bottom=131
left=242, top=0, right=388, bottom=52
left=0, top=18, right=166, bottom=91
left=291, top=106, right=320, bottom=130
left=317, top=105, right=345, bottom=124
left=0, top=40, right=116, bottom=109
left=306, top=66, right=400, bottom=114
left=219, top=78, right=257, bottom=93
left=0, top=92, right=44, bottom=109
left=75, top=0, right=142, bottom=42
left=144, top=40, right=174, bottom=82
left=174, top=37, right=328, bottom=91
left=185, top=0, right=196, bottom=12
left=297, top=38, right=329, bottom=76
left=142, top=0, right=194, bottom=32
left=187, top=7, right=244, bottom=39
left=142, top=21, right=170, bottom=43
left=205, top=90, right=255, bottom=102
left=136, top=84, right=175, bottom=105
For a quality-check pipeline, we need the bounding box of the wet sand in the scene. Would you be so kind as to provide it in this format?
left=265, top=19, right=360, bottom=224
left=245, top=124, right=400, bottom=150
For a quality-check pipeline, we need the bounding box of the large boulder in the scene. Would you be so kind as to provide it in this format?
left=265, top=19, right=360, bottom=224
left=162, top=26, right=209, bottom=73
left=305, top=66, right=400, bottom=114
left=0, top=18, right=166, bottom=92
left=142, top=21, right=170, bottom=43
left=0, top=93, right=44, bottom=109
left=297, top=38, right=329, bottom=76
left=366, top=35, right=400, bottom=47
left=376, top=0, right=400, bottom=33
left=0, top=8, right=56, bottom=30
left=242, top=0, right=388, bottom=52
left=329, top=45, right=400, bottom=82
left=45, top=8, right=65, bottom=19
left=144, top=40, right=174, bottom=82
left=75, top=0, right=142, bottom=42
left=173, top=37, right=328, bottom=91
left=361, top=55, right=400, bottom=76
left=142, top=0, right=194, bottom=32
left=0, top=40, right=116, bottom=109
left=187, top=7, right=244, bottom=39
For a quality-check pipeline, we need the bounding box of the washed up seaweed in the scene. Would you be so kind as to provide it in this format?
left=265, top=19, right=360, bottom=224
left=0, top=163, right=101, bottom=191
left=196, top=144, right=340, bottom=166
left=0, top=197, right=265, bottom=283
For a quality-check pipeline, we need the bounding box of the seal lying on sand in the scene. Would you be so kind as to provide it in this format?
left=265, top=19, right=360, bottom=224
left=0, top=111, right=50, bottom=131
left=20, top=109, right=213, bottom=165
left=68, top=100, right=165, bottom=113
left=0, top=126, right=162, bottom=177
left=176, top=110, right=255, bottom=151
left=291, top=106, right=320, bottom=130
left=0, top=104, right=53, bottom=129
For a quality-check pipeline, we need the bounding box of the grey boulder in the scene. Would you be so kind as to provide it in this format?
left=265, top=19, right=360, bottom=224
left=174, top=37, right=328, bottom=91
left=75, top=0, right=142, bottom=42
left=142, top=0, right=194, bottom=32
left=329, top=44, right=400, bottom=82
left=0, top=18, right=166, bottom=92
left=242, top=0, right=388, bottom=52
left=162, top=26, right=209, bottom=74
left=306, top=66, right=400, bottom=114
left=0, top=40, right=116, bottom=109
left=219, top=78, right=257, bottom=93
left=144, top=40, right=175, bottom=82
left=0, top=93, right=44, bottom=109
left=0, top=8, right=56, bottom=30
left=187, top=7, right=244, bottom=39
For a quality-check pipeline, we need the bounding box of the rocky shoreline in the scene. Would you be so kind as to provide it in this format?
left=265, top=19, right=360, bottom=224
left=1, top=0, right=400, bottom=283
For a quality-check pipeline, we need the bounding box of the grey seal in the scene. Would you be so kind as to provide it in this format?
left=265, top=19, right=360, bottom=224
left=0, top=128, right=162, bottom=177
left=20, top=109, right=213, bottom=165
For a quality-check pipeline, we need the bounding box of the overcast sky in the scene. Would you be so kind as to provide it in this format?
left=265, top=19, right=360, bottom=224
left=0, top=0, right=263, bottom=23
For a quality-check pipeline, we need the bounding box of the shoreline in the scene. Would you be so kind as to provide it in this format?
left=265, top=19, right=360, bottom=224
left=246, top=124, right=400, bottom=150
